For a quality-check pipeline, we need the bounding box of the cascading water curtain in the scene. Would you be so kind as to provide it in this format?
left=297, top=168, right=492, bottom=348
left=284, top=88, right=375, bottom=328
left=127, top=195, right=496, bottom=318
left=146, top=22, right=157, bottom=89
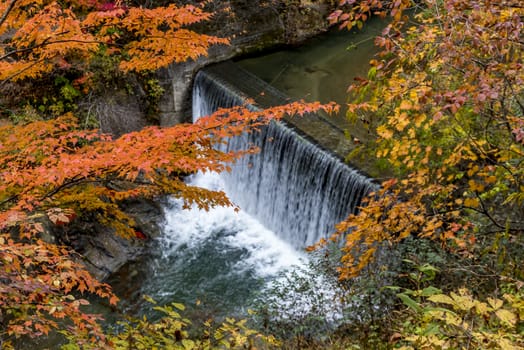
left=192, top=65, right=377, bottom=247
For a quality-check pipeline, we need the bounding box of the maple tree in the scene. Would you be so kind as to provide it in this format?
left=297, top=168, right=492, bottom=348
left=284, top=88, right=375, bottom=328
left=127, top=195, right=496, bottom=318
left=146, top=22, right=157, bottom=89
left=0, top=0, right=228, bottom=82
left=1, top=102, right=336, bottom=347
left=316, top=0, right=523, bottom=347
left=326, top=0, right=523, bottom=277
left=0, top=0, right=338, bottom=347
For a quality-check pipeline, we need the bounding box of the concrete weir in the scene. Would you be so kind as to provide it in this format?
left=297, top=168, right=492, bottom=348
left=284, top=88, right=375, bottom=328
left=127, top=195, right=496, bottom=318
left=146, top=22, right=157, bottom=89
left=195, top=60, right=355, bottom=160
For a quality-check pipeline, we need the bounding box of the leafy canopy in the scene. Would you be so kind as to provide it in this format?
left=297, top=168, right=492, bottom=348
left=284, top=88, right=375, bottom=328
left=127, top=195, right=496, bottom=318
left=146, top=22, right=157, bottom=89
left=317, top=0, right=523, bottom=347
left=0, top=0, right=228, bottom=82
left=327, top=0, right=523, bottom=279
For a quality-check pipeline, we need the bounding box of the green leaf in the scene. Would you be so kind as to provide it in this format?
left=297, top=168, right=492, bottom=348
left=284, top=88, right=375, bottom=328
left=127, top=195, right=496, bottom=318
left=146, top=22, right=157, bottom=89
left=143, top=295, right=157, bottom=304
left=421, top=322, right=440, bottom=336
left=397, top=293, right=422, bottom=313
left=402, top=259, right=416, bottom=265
left=181, top=339, right=195, bottom=349
left=418, top=263, right=440, bottom=274
left=420, top=286, right=442, bottom=297
left=384, top=285, right=402, bottom=292
left=368, top=66, right=377, bottom=80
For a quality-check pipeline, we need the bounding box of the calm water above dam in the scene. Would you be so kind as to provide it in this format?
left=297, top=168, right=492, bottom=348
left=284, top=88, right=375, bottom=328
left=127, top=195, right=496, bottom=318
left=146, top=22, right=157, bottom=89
left=237, top=18, right=382, bottom=129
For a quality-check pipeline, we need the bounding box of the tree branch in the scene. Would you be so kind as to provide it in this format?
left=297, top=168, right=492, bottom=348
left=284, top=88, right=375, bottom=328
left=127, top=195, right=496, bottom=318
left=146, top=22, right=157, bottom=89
left=0, top=0, right=18, bottom=28
left=0, top=57, right=46, bottom=86
left=0, top=39, right=117, bottom=62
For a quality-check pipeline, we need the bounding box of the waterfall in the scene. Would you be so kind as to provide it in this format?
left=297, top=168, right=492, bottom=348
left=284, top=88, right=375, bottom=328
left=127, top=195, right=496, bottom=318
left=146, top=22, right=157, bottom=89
left=108, top=61, right=378, bottom=322
left=192, top=62, right=376, bottom=247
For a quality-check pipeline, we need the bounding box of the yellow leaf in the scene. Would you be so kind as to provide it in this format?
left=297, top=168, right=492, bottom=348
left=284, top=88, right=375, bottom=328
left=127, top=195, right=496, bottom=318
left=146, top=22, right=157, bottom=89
left=182, top=339, right=195, bottom=350
left=497, top=338, right=522, bottom=350
left=400, top=100, right=412, bottom=110
left=395, top=112, right=410, bottom=131
left=414, top=113, right=426, bottom=127
left=475, top=301, right=489, bottom=315
left=484, top=175, right=497, bottom=184
left=468, top=179, right=485, bottom=192
left=467, top=165, right=479, bottom=177
left=428, top=294, right=457, bottom=307
left=487, top=297, right=503, bottom=310
left=173, top=303, right=185, bottom=311
left=377, top=125, right=394, bottom=139
left=464, top=197, right=479, bottom=207
left=495, top=309, right=516, bottom=327
left=450, top=290, right=475, bottom=311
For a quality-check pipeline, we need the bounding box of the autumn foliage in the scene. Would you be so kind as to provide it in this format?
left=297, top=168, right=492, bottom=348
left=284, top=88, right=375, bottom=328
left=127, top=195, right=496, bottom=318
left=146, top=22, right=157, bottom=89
left=0, top=0, right=228, bottom=82
left=0, top=1, right=231, bottom=343
left=326, top=0, right=523, bottom=277
left=2, top=0, right=521, bottom=347
left=322, top=0, right=523, bottom=347
left=0, top=102, right=335, bottom=346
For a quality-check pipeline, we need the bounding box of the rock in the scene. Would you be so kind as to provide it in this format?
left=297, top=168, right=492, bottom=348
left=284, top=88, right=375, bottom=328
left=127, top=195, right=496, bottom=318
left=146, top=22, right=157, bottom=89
left=55, top=198, right=164, bottom=281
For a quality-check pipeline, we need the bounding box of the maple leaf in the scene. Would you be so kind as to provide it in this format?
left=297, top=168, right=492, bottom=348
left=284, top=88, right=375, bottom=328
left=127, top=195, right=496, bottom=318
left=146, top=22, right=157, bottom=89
left=47, top=208, right=76, bottom=225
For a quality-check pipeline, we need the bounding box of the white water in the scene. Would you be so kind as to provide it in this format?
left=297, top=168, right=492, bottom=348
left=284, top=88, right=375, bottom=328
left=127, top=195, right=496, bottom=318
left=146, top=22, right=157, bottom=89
left=160, top=172, right=305, bottom=278
left=107, top=171, right=309, bottom=318
left=156, top=172, right=348, bottom=324
left=192, top=68, right=376, bottom=248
